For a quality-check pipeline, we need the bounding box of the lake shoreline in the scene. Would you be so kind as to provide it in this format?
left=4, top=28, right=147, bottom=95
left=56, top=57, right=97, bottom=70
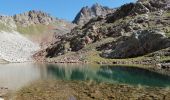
left=6, top=80, right=170, bottom=100
left=1, top=58, right=170, bottom=76
left=37, top=58, right=170, bottom=76
left=0, top=63, right=169, bottom=100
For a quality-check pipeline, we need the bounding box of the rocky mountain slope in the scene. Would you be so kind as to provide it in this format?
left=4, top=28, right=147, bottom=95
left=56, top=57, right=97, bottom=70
left=73, top=3, right=115, bottom=25
left=0, top=31, right=39, bottom=62
left=14, top=11, right=75, bottom=47
left=0, top=16, right=40, bottom=62
left=40, top=0, right=170, bottom=65
left=13, top=10, right=55, bottom=27
left=0, top=11, right=75, bottom=62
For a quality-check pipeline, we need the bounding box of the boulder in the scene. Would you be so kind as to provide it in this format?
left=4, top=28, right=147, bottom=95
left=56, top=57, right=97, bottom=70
left=108, top=30, right=170, bottom=58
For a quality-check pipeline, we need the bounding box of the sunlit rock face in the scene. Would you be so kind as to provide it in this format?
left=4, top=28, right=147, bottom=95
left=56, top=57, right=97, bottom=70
left=73, top=3, right=115, bottom=25
left=103, top=30, right=170, bottom=58
left=13, top=10, right=55, bottom=27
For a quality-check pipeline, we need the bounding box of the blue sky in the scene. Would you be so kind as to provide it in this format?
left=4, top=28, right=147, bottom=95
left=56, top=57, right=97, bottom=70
left=0, top=0, right=136, bottom=21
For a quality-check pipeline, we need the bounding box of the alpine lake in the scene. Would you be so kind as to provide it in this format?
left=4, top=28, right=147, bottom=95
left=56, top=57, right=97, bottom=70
left=1, top=63, right=170, bottom=99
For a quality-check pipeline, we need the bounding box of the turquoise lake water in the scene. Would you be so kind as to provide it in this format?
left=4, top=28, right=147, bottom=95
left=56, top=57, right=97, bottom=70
left=0, top=63, right=170, bottom=91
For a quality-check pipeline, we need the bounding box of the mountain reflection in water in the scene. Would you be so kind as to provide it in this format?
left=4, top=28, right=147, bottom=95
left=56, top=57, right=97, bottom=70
left=0, top=63, right=170, bottom=91
left=47, top=64, right=170, bottom=87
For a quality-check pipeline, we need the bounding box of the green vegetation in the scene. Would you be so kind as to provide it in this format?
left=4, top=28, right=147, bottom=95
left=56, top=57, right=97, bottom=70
left=160, top=56, right=170, bottom=63
left=17, top=24, right=49, bottom=35
left=166, top=32, right=170, bottom=37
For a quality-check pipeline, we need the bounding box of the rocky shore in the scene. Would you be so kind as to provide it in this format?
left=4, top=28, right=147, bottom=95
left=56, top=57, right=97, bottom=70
left=9, top=80, right=170, bottom=100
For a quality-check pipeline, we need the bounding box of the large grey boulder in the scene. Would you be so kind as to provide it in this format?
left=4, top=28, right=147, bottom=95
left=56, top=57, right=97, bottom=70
left=108, top=30, right=170, bottom=58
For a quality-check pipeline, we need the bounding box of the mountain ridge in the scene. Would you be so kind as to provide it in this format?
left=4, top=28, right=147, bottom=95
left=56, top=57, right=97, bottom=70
left=73, top=3, right=115, bottom=25
left=0, top=10, right=75, bottom=62
left=37, top=0, right=170, bottom=68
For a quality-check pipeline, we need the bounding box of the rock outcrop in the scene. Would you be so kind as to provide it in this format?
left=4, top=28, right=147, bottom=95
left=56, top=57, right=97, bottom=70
left=73, top=3, right=115, bottom=25
left=0, top=10, right=75, bottom=62
left=107, top=30, right=170, bottom=58
left=13, top=10, right=55, bottom=27
left=138, top=0, right=170, bottom=10
left=36, top=1, right=170, bottom=62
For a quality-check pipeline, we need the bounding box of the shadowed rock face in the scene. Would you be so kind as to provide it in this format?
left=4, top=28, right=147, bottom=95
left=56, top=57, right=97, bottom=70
left=73, top=3, right=115, bottom=25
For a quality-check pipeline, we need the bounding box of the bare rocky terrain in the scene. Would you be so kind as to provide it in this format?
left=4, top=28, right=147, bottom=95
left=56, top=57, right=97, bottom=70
left=0, top=11, right=75, bottom=62
left=39, top=0, right=170, bottom=65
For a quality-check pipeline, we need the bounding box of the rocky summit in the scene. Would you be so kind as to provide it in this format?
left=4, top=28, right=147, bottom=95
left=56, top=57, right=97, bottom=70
left=73, top=3, right=115, bottom=25
left=13, top=10, right=55, bottom=27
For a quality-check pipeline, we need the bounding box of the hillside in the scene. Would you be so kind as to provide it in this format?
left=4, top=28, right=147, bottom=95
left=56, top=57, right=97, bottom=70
left=14, top=10, right=76, bottom=47
left=0, top=11, right=75, bottom=62
left=0, top=16, right=39, bottom=62
left=38, top=0, right=170, bottom=69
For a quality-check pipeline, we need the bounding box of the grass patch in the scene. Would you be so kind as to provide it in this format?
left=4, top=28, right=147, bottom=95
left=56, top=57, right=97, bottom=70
left=17, top=24, right=49, bottom=35
left=160, top=56, right=170, bottom=63
left=166, top=32, right=170, bottom=37
left=84, top=50, right=146, bottom=63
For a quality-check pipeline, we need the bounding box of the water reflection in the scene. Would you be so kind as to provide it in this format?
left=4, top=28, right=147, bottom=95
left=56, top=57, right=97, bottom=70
left=97, top=66, right=170, bottom=87
left=0, top=63, right=46, bottom=90
left=47, top=64, right=170, bottom=87
left=0, top=63, right=170, bottom=91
